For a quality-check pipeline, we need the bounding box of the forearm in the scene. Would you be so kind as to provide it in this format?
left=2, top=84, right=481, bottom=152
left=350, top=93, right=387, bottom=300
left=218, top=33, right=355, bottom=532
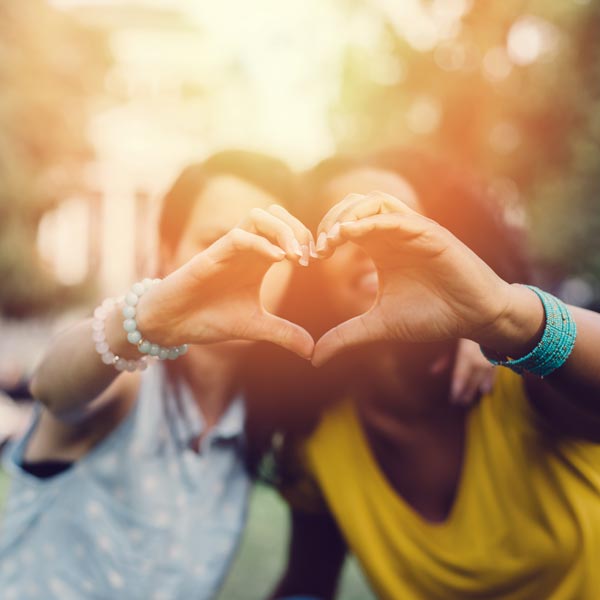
left=476, top=284, right=600, bottom=401
left=30, top=306, right=140, bottom=417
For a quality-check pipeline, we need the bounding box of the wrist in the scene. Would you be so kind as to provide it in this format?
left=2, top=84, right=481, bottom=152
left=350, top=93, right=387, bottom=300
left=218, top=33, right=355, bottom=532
left=134, top=288, right=164, bottom=344
left=104, top=305, right=141, bottom=360
left=475, top=283, right=545, bottom=359
left=124, top=278, right=188, bottom=360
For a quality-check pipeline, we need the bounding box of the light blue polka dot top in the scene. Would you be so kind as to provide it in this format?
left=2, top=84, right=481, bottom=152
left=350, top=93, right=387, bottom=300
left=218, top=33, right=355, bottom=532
left=0, top=363, right=251, bottom=599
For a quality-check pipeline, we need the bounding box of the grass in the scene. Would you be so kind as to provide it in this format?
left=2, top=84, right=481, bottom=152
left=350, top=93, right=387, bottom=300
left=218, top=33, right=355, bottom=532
left=217, top=484, right=375, bottom=600
left=0, top=470, right=374, bottom=599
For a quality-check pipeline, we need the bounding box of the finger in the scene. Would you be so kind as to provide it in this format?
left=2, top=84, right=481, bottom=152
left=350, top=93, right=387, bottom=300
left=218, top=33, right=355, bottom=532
left=240, top=208, right=304, bottom=263
left=315, top=193, right=365, bottom=256
left=316, top=192, right=420, bottom=257
left=267, top=204, right=313, bottom=244
left=312, top=311, right=387, bottom=367
left=247, top=313, right=315, bottom=360
left=450, top=345, right=471, bottom=404
left=336, top=191, right=417, bottom=225
left=314, top=213, right=423, bottom=261
left=451, top=338, right=494, bottom=405
left=479, top=368, right=496, bottom=396
left=452, top=370, right=484, bottom=406
left=216, top=227, right=287, bottom=264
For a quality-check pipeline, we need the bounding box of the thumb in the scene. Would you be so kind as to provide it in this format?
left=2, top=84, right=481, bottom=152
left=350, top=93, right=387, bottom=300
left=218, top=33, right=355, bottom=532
left=312, top=311, right=387, bottom=368
left=247, top=312, right=315, bottom=360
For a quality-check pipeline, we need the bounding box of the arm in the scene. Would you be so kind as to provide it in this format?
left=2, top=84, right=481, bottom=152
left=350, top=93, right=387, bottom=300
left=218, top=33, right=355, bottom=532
left=270, top=509, right=347, bottom=600
left=31, top=205, right=314, bottom=423
left=312, top=192, right=600, bottom=439
left=29, top=310, right=141, bottom=420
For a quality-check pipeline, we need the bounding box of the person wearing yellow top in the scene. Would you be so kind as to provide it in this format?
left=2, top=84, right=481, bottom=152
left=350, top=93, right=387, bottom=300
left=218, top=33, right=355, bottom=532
left=270, top=149, right=600, bottom=600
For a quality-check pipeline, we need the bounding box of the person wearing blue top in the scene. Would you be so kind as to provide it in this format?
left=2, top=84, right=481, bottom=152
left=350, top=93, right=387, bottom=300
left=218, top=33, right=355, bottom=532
left=0, top=150, right=316, bottom=600
left=0, top=149, right=496, bottom=600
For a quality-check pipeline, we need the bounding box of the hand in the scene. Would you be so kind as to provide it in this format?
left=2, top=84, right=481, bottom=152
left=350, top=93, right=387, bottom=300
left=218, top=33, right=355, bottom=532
left=446, top=338, right=496, bottom=405
left=312, top=191, right=513, bottom=366
left=136, top=205, right=315, bottom=359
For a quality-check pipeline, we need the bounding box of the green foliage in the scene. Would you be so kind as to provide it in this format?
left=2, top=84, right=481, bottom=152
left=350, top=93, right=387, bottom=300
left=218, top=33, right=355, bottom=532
left=0, top=1, right=109, bottom=317
left=331, top=0, right=600, bottom=290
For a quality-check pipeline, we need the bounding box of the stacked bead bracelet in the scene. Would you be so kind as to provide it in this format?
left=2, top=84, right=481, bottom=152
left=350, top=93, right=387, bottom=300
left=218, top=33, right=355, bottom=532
left=93, top=278, right=188, bottom=372
left=123, top=278, right=188, bottom=360
left=481, top=285, right=577, bottom=378
left=92, top=297, right=148, bottom=372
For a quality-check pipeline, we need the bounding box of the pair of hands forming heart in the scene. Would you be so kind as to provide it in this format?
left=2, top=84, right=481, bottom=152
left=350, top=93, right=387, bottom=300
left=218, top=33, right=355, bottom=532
left=135, top=192, right=515, bottom=369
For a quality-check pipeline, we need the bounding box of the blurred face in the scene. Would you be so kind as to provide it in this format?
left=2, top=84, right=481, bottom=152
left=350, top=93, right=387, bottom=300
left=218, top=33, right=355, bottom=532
left=164, top=174, right=293, bottom=313
left=318, top=167, right=422, bottom=320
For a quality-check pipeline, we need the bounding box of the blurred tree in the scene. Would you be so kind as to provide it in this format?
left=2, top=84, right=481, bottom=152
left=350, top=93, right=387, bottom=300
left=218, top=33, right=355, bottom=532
left=0, top=0, right=110, bottom=317
left=331, top=0, right=600, bottom=301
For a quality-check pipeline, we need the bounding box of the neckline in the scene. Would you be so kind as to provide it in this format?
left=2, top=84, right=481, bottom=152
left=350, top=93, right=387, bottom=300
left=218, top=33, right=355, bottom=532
left=349, top=400, right=475, bottom=532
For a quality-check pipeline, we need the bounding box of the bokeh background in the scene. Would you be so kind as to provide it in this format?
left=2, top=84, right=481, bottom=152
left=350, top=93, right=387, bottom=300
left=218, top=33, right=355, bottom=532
left=1, top=1, right=599, bottom=598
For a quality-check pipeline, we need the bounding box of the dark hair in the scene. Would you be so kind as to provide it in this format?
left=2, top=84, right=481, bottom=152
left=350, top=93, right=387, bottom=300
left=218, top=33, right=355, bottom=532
left=297, top=147, right=530, bottom=284
left=245, top=146, right=533, bottom=485
left=158, top=149, right=297, bottom=257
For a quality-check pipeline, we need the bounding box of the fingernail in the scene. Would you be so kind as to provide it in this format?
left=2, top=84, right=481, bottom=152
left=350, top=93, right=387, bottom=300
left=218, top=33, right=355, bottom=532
left=299, top=245, right=310, bottom=266
left=309, top=240, right=318, bottom=259
left=316, top=232, right=327, bottom=253
left=327, top=222, right=341, bottom=239
left=291, top=238, right=303, bottom=257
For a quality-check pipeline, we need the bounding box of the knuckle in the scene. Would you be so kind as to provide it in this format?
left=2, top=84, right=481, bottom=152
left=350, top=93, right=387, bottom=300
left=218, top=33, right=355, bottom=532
left=229, top=227, right=247, bottom=248
left=248, top=207, right=265, bottom=220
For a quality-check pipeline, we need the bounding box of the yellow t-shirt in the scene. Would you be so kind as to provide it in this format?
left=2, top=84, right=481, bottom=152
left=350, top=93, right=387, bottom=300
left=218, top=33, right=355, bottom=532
left=295, top=368, right=600, bottom=600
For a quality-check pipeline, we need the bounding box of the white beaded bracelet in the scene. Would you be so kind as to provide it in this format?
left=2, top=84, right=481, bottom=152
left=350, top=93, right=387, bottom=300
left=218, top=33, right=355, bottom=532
left=123, top=278, right=188, bottom=361
left=92, top=297, right=149, bottom=372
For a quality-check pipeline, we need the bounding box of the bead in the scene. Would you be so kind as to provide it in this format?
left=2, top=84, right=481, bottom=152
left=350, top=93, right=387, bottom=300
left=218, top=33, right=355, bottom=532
left=125, top=292, right=138, bottom=306
left=132, top=282, right=145, bottom=296
left=123, top=319, right=137, bottom=333
left=158, top=348, right=170, bottom=360
left=92, top=330, right=106, bottom=343
left=149, top=344, right=160, bottom=356
left=177, top=344, right=188, bottom=356
left=93, top=307, right=107, bottom=320
left=167, top=348, right=179, bottom=360
left=122, top=305, right=136, bottom=319
left=138, top=340, right=151, bottom=354
left=115, top=358, right=128, bottom=371
left=94, top=295, right=157, bottom=372
left=143, top=278, right=154, bottom=291
left=127, top=331, right=142, bottom=344
left=101, top=351, right=115, bottom=365
left=95, top=341, right=109, bottom=354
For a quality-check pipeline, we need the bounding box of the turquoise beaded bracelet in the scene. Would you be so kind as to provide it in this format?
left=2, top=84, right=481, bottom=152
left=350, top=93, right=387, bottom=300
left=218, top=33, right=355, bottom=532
left=481, top=285, right=577, bottom=378
left=123, top=278, right=188, bottom=361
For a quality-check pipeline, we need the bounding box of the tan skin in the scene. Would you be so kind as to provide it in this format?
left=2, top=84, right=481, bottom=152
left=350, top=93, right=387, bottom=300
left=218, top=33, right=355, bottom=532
left=27, top=175, right=314, bottom=463
left=273, top=169, right=600, bottom=600
left=315, top=169, right=491, bottom=521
